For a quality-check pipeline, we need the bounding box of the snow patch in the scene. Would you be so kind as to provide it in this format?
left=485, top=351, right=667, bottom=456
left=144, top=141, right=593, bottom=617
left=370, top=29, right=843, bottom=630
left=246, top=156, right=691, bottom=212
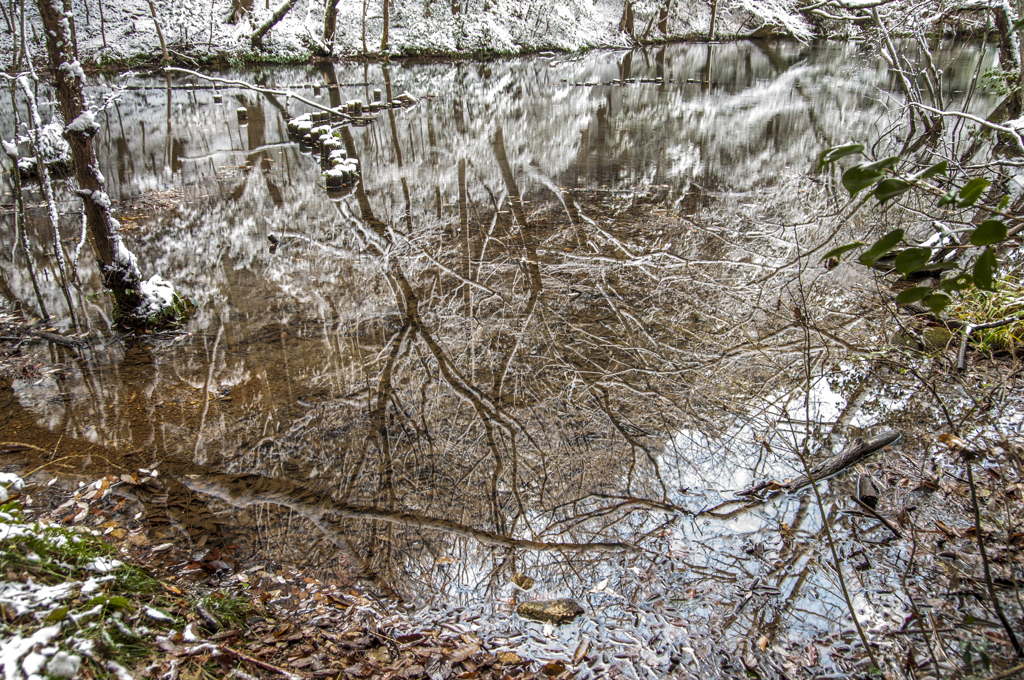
left=0, top=624, right=62, bottom=680
left=58, top=60, right=87, bottom=87
left=84, top=557, right=122, bottom=572
left=66, top=110, right=98, bottom=135
left=45, top=652, right=81, bottom=679
left=139, top=275, right=177, bottom=317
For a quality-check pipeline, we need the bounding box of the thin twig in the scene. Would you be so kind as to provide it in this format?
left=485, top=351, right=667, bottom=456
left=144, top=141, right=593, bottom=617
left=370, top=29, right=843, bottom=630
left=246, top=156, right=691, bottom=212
left=983, top=661, right=1024, bottom=680
left=957, top=314, right=1024, bottom=371
left=849, top=495, right=903, bottom=539
left=966, top=457, right=1023, bottom=657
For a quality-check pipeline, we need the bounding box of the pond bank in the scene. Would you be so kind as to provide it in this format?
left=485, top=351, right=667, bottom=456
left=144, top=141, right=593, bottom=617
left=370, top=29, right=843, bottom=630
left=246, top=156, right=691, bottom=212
left=0, top=468, right=559, bottom=680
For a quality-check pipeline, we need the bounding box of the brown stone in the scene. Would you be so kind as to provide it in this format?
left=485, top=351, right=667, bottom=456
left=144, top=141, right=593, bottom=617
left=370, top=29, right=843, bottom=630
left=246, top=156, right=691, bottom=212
left=515, top=598, right=584, bottom=624
left=511, top=572, right=534, bottom=591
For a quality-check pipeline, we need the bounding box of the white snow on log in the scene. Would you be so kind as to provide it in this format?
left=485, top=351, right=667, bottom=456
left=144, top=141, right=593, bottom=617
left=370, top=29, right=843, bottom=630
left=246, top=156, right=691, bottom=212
left=66, top=110, right=98, bottom=135
left=58, top=60, right=87, bottom=87
left=111, top=238, right=142, bottom=281
left=90, top=190, right=112, bottom=209
left=140, top=275, right=176, bottom=316
left=1, top=140, right=16, bottom=158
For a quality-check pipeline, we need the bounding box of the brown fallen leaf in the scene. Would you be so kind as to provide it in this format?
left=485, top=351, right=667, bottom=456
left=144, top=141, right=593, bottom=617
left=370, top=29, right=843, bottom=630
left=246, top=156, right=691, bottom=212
left=447, top=643, right=480, bottom=664
left=541, top=661, right=567, bottom=677
left=757, top=635, right=769, bottom=652
left=572, top=638, right=591, bottom=665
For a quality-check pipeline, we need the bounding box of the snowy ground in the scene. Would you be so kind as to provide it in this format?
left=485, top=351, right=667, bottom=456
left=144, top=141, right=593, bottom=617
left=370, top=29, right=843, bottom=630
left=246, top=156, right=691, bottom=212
left=0, top=0, right=801, bottom=67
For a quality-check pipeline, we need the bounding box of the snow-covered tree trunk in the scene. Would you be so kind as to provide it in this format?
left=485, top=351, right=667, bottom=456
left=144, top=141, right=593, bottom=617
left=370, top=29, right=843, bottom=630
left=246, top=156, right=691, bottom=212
left=251, top=0, right=297, bottom=48
left=37, top=0, right=174, bottom=324
left=323, top=0, right=340, bottom=50
left=657, top=0, right=671, bottom=34
left=619, top=0, right=634, bottom=37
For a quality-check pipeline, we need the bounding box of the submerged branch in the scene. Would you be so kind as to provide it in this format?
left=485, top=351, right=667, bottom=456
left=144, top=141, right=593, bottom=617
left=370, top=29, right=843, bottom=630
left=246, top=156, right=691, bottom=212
left=178, top=473, right=636, bottom=553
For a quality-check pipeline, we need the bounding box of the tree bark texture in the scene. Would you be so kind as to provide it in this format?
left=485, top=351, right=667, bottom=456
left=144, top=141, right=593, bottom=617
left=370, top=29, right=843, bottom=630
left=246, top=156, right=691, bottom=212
left=37, top=0, right=144, bottom=315
left=619, top=0, right=634, bottom=36
left=323, top=0, right=340, bottom=48
left=380, top=0, right=389, bottom=51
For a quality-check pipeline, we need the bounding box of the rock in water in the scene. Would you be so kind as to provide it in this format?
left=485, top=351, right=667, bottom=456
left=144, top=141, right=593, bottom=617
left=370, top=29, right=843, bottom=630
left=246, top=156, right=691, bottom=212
left=512, top=572, right=535, bottom=591
left=515, top=598, right=584, bottom=624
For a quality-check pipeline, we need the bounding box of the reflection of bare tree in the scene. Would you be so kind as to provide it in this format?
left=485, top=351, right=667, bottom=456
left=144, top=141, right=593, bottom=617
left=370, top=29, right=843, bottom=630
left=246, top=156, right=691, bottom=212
left=5, top=45, right=998, bottom=677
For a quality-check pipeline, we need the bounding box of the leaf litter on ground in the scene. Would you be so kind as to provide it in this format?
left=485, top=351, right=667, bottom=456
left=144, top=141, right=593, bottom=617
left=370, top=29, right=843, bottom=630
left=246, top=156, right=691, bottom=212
left=0, top=472, right=565, bottom=680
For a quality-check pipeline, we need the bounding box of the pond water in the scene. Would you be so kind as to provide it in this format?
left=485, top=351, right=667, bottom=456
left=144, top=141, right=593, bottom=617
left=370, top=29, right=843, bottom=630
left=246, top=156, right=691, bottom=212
left=0, top=40, right=1006, bottom=677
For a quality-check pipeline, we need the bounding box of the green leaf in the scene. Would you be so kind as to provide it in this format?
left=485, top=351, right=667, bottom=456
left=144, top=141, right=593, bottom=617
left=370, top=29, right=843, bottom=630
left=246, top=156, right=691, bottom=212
left=874, top=178, right=913, bottom=203
left=818, top=143, right=865, bottom=168
left=841, top=156, right=900, bottom=197
left=89, top=595, right=131, bottom=610
left=957, top=178, right=991, bottom=208
left=45, top=606, right=69, bottom=622
left=1013, top=17, right=1024, bottom=32
left=973, top=247, right=997, bottom=290
left=912, top=161, right=947, bottom=181
left=843, top=166, right=885, bottom=197
left=998, top=195, right=1010, bottom=210
left=939, top=273, right=973, bottom=292
left=970, top=219, right=1007, bottom=246
left=858, top=229, right=906, bottom=267
left=895, top=247, right=932, bottom=274
left=821, top=242, right=865, bottom=261
left=896, top=286, right=932, bottom=304
left=938, top=189, right=957, bottom=207
left=924, top=292, right=951, bottom=314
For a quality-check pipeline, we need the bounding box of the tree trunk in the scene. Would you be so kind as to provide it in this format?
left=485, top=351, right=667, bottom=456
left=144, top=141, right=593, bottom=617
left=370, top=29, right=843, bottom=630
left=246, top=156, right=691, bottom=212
left=380, top=0, right=389, bottom=52
left=36, top=0, right=146, bottom=318
left=251, top=0, right=297, bottom=48
left=708, top=0, right=718, bottom=40
left=61, top=0, right=77, bottom=56
left=323, top=0, right=340, bottom=50
left=147, top=0, right=169, bottom=62
left=658, top=0, right=671, bottom=34
left=619, top=0, right=634, bottom=36
left=361, top=0, right=367, bottom=53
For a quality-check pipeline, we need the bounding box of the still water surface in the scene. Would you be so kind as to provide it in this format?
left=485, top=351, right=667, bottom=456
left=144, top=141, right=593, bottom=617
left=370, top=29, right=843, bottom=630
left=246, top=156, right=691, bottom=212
left=0, top=40, right=1002, bottom=676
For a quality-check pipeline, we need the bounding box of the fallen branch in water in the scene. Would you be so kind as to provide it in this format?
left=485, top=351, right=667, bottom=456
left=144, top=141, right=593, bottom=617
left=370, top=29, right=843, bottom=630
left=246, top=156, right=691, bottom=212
left=735, top=430, right=901, bottom=497
left=178, top=473, right=637, bottom=553
left=849, top=494, right=903, bottom=539
left=0, top=323, right=85, bottom=349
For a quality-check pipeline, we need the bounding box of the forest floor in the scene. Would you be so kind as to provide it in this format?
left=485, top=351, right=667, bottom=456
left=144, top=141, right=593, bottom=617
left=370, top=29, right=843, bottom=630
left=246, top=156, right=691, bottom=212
left=0, top=465, right=557, bottom=680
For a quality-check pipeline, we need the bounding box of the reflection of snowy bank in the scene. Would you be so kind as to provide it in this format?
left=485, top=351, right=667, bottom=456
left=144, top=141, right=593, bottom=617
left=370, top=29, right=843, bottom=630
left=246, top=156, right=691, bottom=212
left=0, top=0, right=814, bottom=65
left=664, top=366, right=910, bottom=492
